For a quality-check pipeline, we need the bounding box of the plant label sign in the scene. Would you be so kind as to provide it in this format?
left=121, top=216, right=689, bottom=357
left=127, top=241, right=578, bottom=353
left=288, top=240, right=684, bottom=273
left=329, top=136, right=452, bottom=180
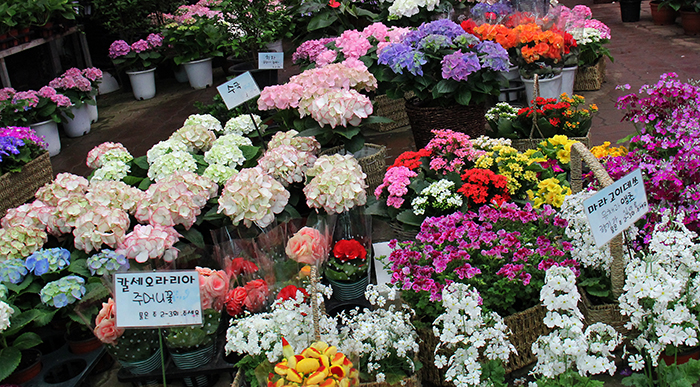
left=258, top=52, right=284, bottom=70
left=217, top=71, right=261, bottom=110
left=583, top=169, right=649, bottom=248
left=114, top=271, right=202, bottom=328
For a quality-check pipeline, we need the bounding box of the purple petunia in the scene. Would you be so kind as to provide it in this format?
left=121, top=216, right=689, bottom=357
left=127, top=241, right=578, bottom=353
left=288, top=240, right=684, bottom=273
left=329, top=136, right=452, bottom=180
left=441, top=50, right=480, bottom=81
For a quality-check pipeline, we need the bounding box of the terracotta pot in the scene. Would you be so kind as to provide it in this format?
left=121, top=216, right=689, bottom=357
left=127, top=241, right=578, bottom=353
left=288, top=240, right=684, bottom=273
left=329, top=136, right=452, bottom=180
left=650, top=1, right=679, bottom=25
left=681, top=10, right=700, bottom=35
left=5, top=348, right=42, bottom=384
left=660, top=347, right=700, bottom=366
left=66, top=332, right=103, bottom=354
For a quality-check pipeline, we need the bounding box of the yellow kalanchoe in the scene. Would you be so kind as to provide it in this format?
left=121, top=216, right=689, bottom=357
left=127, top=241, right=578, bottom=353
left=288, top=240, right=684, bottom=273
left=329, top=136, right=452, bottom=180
left=271, top=338, right=358, bottom=387
left=590, top=141, right=628, bottom=159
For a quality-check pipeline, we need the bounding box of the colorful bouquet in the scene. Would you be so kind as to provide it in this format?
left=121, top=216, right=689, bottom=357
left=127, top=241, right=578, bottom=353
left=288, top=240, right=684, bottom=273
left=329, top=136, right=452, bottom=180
left=0, top=126, right=49, bottom=174
left=377, top=18, right=509, bottom=107
left=0, top=87, right=73, bottom=126
left=160, top=0, right=228, bottom=65
left=49, top=67, right=103, bottom=107
left=559, top=5, right=613, bottom=68
left=108, top=33, right=164, bottom=72
left=511, top=23, right=565, bottom=79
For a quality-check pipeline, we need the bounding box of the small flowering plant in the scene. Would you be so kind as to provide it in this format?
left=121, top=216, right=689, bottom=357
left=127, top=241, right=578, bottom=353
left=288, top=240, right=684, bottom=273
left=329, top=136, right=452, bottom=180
left=108, top=33, right=164, bottom=72
left=49, top=67, right=103, bottom=107
left=161, top=0, right=229, bottom=65
left=326, top=238, right=368, bottom=282
left=384, top=202, right=578, bottom=322
left=560, top=5, right=613, bottom=68
left=0, top=87, right=73, bottom=126
left=377, top=18, right=510, bottom=108
left=0, top=126, right=49, bottom=174
left=511, top=23, right=565, bottom=79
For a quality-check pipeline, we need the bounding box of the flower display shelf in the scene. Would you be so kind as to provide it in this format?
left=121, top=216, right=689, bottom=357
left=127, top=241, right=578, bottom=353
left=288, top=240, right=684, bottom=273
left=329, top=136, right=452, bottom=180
left=319, top=143, right=387, bottom=197
left=570, top=142, right=629, bottom=335
left=0, top=150, right=53, bottom=216
left=368, top=94, right=410, bottom=133
left=116, top=334, right=235, bottom=387
left=22, top=342, right=106, bottom=387
left=574, top=58, right=606, bottom=91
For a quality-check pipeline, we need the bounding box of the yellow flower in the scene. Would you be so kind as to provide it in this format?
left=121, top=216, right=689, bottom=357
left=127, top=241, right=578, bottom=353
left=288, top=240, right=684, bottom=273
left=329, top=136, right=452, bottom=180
left=556, top=149, right=570, bottom=164
left=524, top=170, right=538, bottom=181
left=548, top=135, right=569, bottom=146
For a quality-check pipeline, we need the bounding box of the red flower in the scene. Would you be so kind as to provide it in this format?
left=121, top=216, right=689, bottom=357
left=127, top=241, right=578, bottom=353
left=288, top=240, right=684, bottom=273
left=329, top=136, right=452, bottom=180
left=227, top=257, right=258, bottom=279
left=460, top=19, right=477, bottom=34
left=276, top=285, right=309, bottom=302
left=332, top=239, right=367, bottom=262
left=244, top=279, right=269, bottom=313
left=329, top=0, right=340, bottom=7
left=391, top=149, right=431, bottom=170
left=225, top=287, right=247, bottom=317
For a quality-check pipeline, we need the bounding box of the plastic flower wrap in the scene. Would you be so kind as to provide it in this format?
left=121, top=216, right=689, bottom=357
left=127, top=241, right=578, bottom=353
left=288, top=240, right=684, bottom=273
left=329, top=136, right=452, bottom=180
left=304, top=154, right=367, bottom=214
left=115, top=224, right=181, bottom=263
left=218, top=167, right=290, bottom=228
left=87, top=249, right=130, bottom=276
left=224, top=114, right=266, bottom=136
left=25, top=247, right=71, bottom=275
left=286, top=227, right=328, bottom=266
left=432, top=283, right=515, bottom=387
left=40, top=275, right=86, bottom=308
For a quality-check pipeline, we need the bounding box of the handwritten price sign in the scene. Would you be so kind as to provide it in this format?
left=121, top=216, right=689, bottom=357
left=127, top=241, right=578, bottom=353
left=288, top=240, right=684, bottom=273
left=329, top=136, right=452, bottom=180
left=216, top=71, right=261, bottom=110
left=258, top=52, right=284, bottom=70
left=584, top=169, right=649, bottom=248
left=114, top=271, right=202, bottom=328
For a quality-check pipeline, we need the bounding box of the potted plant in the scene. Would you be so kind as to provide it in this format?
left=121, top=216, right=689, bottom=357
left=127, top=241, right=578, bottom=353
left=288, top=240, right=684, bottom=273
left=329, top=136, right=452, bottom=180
left=31, top=0, right=77, bottom=29
left=511, top=22, right=566, bottom=102
left=48, top=67, right=103, bottom=138
left=564, top=6, right=614, bottom=91
left=108, top=34, right=164, bottom=100
left=0, top=3, right=19, bottom=47
left=376, top=18, right=510, bottom=148
left=0, top=283, right=43, bottom=384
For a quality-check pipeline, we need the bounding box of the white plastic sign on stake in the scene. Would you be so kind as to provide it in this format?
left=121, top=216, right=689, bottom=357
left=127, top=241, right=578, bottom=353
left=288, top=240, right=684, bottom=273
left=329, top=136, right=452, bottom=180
left=258, top=52, right=284, bottom=70
left=216, top=71, right=261, bottom=110
left=114, top=271, right=202, bottom=328
left=583, top=168, right=649, bottom=248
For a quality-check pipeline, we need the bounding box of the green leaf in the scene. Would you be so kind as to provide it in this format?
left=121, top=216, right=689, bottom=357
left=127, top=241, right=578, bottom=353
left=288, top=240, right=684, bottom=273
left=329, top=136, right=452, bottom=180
left=363, top=115, right=393, bottom=124
left=68, top=258, right=90, bottom=277
left=0, top=347, right=21, bottom=382
left=12, top=332, right=43, bottom=350
left=334, top=126, right=361, bottom=140
left=122, top=176, right=144, bottom=187
left=180, top=227, right=206, bottom=249
left=434, top=79, right=458, bottom=95
left=455, top=90, right=472, bottom=106
left=5, top=275, right=33, bottom=293
left=240, top=145, right=260, bottom=161
left=297, top=126, right=325, bottom=138
left=307, top=13, right=337, bottom=31
left=138, top=178, right=152, bottom=190
left=4, top=309, right=42, bottom=337
left=344, top=135, right=365, bottom=153
left=396, top=209, right=424, bottom=227
left=32, top=308, right=58, bottom=327
left=133, top=155, right=149, bottom=170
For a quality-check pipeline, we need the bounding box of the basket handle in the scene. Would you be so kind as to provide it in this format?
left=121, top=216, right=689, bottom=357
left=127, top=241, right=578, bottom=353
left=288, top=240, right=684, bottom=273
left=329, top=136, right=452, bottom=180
left=570, top=142, right=625, bottom=300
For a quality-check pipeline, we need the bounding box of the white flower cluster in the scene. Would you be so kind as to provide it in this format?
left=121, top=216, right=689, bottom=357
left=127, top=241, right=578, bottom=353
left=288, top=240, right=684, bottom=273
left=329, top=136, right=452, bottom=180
left=411, top=179, right=463, bottom=216
left=336, top=284, right=418, bottom=383
left=267, top=130, right=321, bottom=154
left=218, top=167, right=290, bottom=228
left=432, top=283, right=515, bottom=387
left=531, top=266, right=621, bottom=380
left=147, top=139, right=189, bottom=164
left=0, top=299, right=13, bottom=332
left=258, top=145, right=318, bottom=187
left=170, top=124, right=217, bottom=152
left=559, top=191, right=614, bottom=273
left=203, top=163, right=237, bottom=185
left=147, top=150, right=197, bottom=182
left=224, top=114, right=267, bottom=136
left=384, top=0, right=440, bottom=19
left=570, top=28, right=604, bottom=46
left=204, top=133, right=252, bottom=167
left=183, top=113, right=223, bottom=133
left=91, top=161, right=131, bottom=182
left=470, top=135, right=512, bottom=151
left=304, top=154, right=367, bottom=214
left=619, top=214, right=700, bottom=368
left=485, top=102, right=519, bottom=123
left=225, top=291, right=340, bottom=363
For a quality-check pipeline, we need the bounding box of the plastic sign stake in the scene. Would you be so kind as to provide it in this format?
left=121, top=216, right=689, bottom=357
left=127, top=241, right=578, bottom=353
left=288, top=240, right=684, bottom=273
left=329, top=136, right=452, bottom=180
left=258, top=52, right=284, bottom=70
left=583, top=168, right=649, bottom=248
left=114, top=271, right=202, bottom=328
left=216, top=71, right=261, bottom=110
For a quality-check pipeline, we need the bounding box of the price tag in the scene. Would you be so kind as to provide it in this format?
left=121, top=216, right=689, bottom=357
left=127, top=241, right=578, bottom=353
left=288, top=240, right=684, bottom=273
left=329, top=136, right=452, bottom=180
left=583, top=169, right=649, bottom=248
left=216, top=71, right=261, bottom=110
left=258, top=52, right=284, bottom=70
left=114, top=271, right=202, bottom=328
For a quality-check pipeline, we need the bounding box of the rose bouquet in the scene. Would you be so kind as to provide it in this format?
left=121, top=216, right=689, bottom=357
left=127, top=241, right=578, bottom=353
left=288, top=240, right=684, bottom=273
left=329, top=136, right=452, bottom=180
left=160, top=0, right=229, bottom=65
left=108, top=33, right=165, bottom=72
left=377, top=18, right=510, bottom=108
left=0, top=87, right=73, bottom=126
left=49, top=67, right=102, bottom=108
left=0, top=126, right=49, bottom=174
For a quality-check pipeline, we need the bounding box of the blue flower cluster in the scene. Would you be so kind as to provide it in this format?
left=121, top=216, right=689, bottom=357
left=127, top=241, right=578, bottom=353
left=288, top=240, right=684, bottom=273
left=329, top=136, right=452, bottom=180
left=39, top=275, right=86, bottom=308
left=476, top=41, right=510, bottom=72
left=441, top=50, right=481, bottom=81
left=0, top=136, right=25, bottom=163
left=87, top=249, right=129, bottom=276
left=0, top=259, right=27, bottom=284
left=470, top=1, right=513, bottom=18
left=378, top=43, right=427, bottom=76
left=25, top=247, right=71, bottom=276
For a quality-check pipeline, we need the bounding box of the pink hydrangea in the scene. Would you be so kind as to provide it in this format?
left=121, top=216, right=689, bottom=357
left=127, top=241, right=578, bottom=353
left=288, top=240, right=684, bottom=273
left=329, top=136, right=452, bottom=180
left=257, top=145, right=317, bottom=186
left=146, top=33, right=163, bottom=48
left=258, top=83, right=304, bottom=111
left=86, top=142, right=131, bottom=169
left=571, top=5, right=592, bottom=20
left=315, top=50, right=338, bottom=67
left=299, top=88, right=373, bottom=128
left=217, top=167, right=290, bottom=228
left=1, top=200, right=54, bottom=230
left=86, top=180, right=145, bottom=214
left=374, top=166, right=417, bottom=208
left=584, top=19, right=611, bottom=40
left=35, top=173, right=89, bottom=207
left=361, top=22, right=389, bottom=41
left=0, top=87, right=16, bottom=101
left=335, top=30, right=372, bottom=59
left=82, top=67, right=103, bottom=82
left=116, top=224, right=181, bottom=263
left=131, top=39, right=150, bottom=53
left=292, top=38, right=335, bottom=64
left=12, top=91, right=39, bottom=108
left=38, top=86, right=57, bottom=98
left=73, top=205, right=131, bottom=252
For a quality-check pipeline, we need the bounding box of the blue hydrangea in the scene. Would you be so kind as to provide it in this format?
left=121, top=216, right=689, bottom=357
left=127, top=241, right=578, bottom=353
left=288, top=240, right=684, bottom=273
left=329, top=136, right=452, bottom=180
left=0, top=259, right=28, bottom=284
left=418, top=34, right=453, bottom=51
left=441, top=50, right=481, bottom=81
left=40, top=275, right=86, bottom=308
left=25, top=247, right=71, bottom=276
left=470, top=1, right=513, bottom=17
left=87, top=249, right=129, bottom=276
left=477, top=41, right=510, bottom=72
left=378, top=43, right=427, bottom=76
left=404, top=19, right=466, bottom=47
left=0, top=136, right=25, bottom=163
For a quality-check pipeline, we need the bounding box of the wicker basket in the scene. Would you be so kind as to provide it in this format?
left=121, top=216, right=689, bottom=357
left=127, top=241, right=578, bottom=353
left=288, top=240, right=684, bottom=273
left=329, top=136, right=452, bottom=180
left=416, top=327, right=453, bottom=387
left=502, top=304, right=551, bottom=373
left=369, top=94, right=410, bottom=133
left=574, top=58, right=606, bottom=91
left=0, top=151, right=53, bottom=216
left=569, top=142, right=629, bottom=335
left=404, top=99, right=486, bottom=150
left=388, top=221, right=419, bottom=242
left=359, top=373, right=420, bottom=387
left=320, top=143, right=386, bottom=197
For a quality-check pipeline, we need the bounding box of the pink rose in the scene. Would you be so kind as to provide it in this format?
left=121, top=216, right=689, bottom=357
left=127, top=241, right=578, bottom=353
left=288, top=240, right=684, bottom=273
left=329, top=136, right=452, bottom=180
left=94, top=319, right=124, bottom=345
left=285, top=227, right=326, bottom=265
left=244, top=279, right=269, bottom=313
left=95, top=298, right=116, bottom=326
left=225, top=287, right=247, bottom=317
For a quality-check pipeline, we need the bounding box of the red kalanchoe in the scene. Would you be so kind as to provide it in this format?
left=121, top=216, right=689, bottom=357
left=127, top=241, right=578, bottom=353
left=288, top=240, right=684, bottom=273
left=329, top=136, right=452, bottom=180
left=458, top=169, right=510, bottom=207
left=332, top=239, right=367, bottom=262
left=390, top=149, right=431, bottom=170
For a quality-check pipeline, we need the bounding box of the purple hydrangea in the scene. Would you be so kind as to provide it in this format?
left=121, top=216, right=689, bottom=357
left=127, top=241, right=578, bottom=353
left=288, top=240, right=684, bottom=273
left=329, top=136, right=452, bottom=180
left=108, top=40, right=131, bottom=59
left=441, top=50, right=481, bottom=81
left=146, top=33, right=163, bottom=48
left=131, top=39, right=150, bottom=53
left=418, top=34, right=453, bottom=51
left=378, top=43, right=427, bottom=76
left=476, top=41, right=510, bottom=72
left=403, top=19, right=466, bottom=47
left=0, top=136, right=24, bottom=162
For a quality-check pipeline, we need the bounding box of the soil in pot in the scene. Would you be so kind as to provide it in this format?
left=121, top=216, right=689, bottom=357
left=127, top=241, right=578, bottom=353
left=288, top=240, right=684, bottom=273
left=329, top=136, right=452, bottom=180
left=43, top=359, right=88, bottom=384
left=5, top=348, right=42, bottom=384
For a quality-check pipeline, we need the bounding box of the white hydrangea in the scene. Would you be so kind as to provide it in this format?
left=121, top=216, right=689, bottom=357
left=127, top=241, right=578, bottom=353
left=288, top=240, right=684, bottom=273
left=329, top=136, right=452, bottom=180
left=203, top=164, right=238, bottom=185
left=224, top=114, right=266, bottom=136
left=570, top=28, right=603, bottom=46
left=531, top=266, right=621, bottom=380
left=559, top=191, right=614, bottom=273
left=147, top=139, right=189, bottom=164
left=0, top=300, right=14, bottom=332
left=386, top=0, right=440, bottom=18
left=147, top=150, right=197, bottom=182
left=203, top=133, right=252, bottom=167
left=268, top=130, right=321, bottom=154
left=169, top=124, right=217, bottom=152
left=432, top=283, right=515, bottom=387
left=217, top=167, right=290, bottom=228
left=257, top=145, right=317, bottom=186
left=91, top=160, right=130, bottom=182
left=304, top=154, right=367, bottom=214
left=0, top=284, right=7, bottom=300
left=183, top=113, right=222, bottom=133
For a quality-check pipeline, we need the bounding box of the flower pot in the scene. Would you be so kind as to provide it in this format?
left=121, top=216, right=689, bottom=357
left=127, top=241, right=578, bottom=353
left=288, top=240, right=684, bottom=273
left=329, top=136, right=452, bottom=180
left=561, top=66, right=578, bottom=97
left=501, top=65, right=520, bottom=81
left=498, top=81, right=525, bottom=103
left=182, top=57, right=214, bottom=89
left=5, top=348, right=42, bottom=384
left=61, top=104, right=92, bottom=137
left=118, top=348, right=163, bottom=376
left=88, top=95, right=98, bottom=123
left=620, top=0, right=642, bottom=22
left=174, top=65, right=189, bottom=83
left=660, top=347, right=700, bottom=366
left=170, top=344, right=215, bottom=387
left=404, top=99, right=486, bottom=150
left=126, top=67, right=157, bottom=100
left=681, top=10, right=700, bottom=35
left=521, top=73, right=563, bottom=105
left=650, top=1, right=679, bottom=25
left=30, top=119, right=61, bottom=156
left=66, top=331, right=103, bottom=354
left=328, top=277, right=370, bottom=302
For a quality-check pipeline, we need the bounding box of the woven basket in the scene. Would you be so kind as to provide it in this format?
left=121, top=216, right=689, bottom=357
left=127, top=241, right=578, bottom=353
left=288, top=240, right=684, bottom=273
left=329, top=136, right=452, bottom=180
left=569, top=142, right=629, bottom=335
left=574, top=58, right=606, bottom=91
left=404, top=99, right=486, bottom=150
left=388, top=221, right=419, bottom=242
left=320, top=143, right=386, bottom=197
left=502, top=304, right=551, bottom=373
left=416, top=327, right=453, bottom=387
left=359, top=373, right=420, bottom=387
left=369, top=94, right=410, bottom=133
left=0, top=151, right=53, bottom=216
